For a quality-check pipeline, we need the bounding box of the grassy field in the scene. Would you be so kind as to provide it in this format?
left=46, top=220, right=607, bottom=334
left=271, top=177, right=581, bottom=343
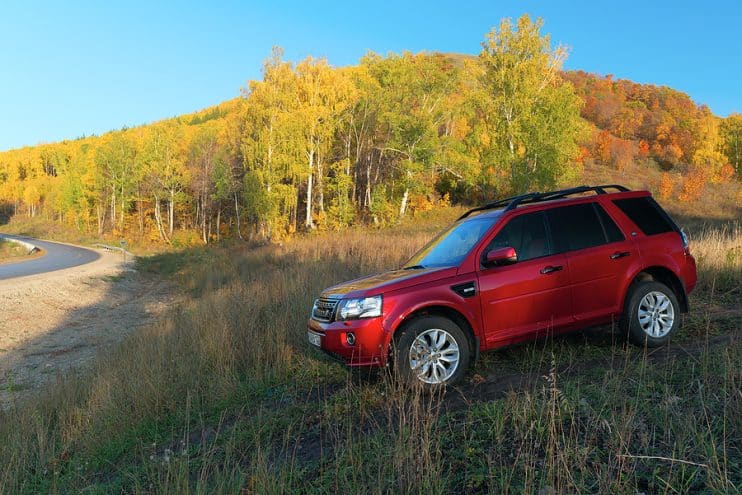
left=0, top=238, right=42, bottom=264
left=0, top=204, right=739, bottom=493
left=0, top=239, right=26, bottom=259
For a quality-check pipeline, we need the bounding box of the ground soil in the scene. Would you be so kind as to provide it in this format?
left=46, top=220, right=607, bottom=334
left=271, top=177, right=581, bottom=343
left=0, top=251, right=176, bottom=408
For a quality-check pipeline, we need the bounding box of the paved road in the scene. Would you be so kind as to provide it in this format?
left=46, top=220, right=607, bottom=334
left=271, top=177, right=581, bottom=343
left=0, top=234, right=100, bottom=280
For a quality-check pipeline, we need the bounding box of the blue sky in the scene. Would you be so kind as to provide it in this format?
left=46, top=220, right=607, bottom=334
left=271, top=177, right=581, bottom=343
left=1, top=0, right=740, bottom=151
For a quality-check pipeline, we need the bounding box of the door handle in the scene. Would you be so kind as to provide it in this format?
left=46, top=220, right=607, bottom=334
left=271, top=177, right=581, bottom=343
left=610, top=251, right=631, bottom=260
left=540, top=265, right=563, bottom=274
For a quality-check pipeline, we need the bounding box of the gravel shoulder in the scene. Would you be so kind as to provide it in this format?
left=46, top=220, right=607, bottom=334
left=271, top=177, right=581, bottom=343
left=0, top=250, right=175, bottom=408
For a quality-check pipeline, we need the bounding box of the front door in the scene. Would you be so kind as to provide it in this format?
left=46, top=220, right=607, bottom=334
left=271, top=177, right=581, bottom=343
left=477, top=211, right=573, bottom=347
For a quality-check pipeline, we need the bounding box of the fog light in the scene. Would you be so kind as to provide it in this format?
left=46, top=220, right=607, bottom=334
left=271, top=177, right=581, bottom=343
left=346, top=332, right=356, bottom=345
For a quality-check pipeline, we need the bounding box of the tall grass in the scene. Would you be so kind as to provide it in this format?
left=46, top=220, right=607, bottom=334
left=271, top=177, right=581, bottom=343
left=0, top=211, right=738, bottom=493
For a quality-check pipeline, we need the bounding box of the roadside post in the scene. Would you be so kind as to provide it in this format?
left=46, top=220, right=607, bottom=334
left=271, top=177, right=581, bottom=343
left=121, top=240, right=127, bottom=263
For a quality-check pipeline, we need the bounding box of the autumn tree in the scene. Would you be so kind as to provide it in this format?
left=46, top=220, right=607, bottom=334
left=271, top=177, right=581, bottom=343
left=188, top=126, right=221, bottom=243
left=720, top=113, right=741, bottom=178
left=241, top=47, right=303, bottom=238
left=95, top=133, right=137, bottom=233
left=295, top=56, right=356, bottom=227
left=140, top=124, right=189, bottom=242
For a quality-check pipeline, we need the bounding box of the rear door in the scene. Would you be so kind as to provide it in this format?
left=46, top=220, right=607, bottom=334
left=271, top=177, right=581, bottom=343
left=545, top=202, right=635, bottom=321
left=477, top=211, right=573, bottom=346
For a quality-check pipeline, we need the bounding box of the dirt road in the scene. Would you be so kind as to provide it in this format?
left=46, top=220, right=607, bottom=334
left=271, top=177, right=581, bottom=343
left=0, top=248, right=175, bottom=408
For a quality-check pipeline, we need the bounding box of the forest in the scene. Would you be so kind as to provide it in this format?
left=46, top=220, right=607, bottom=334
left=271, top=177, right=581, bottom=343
left=0, top=15, right=739, bottom=245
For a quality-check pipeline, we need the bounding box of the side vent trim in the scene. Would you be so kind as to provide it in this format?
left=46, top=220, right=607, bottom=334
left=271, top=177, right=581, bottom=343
left=451, top=281, right=476, bottom=298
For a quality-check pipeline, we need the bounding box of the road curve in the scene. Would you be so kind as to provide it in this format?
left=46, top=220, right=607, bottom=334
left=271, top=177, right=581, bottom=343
left=0, top=234, right=101, bottom=280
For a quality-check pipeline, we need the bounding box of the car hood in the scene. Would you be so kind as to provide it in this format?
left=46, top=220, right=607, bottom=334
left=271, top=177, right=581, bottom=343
left=321, top=266, right=457, bottom=299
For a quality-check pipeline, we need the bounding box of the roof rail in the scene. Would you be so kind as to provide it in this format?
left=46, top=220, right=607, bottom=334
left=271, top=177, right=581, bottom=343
left=458, top=184, right=629, bottom=220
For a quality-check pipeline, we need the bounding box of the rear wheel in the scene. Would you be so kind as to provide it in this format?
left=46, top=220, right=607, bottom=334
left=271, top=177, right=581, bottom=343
left=622, top=281, right=681, bottom=347
left=393, top=316, right=470, bottom=387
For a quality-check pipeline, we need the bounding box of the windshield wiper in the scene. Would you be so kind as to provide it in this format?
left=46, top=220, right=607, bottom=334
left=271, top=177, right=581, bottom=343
left=403, top=264, right=426, bottom=270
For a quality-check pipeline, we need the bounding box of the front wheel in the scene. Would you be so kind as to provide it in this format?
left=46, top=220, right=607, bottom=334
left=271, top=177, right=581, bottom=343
left=393, top=316, right=471, bottom=387
left=622, top=281, right=681, bottom=347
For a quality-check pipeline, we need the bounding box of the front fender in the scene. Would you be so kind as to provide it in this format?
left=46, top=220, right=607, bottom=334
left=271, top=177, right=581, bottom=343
left=380, top=275, right=483, bottom=345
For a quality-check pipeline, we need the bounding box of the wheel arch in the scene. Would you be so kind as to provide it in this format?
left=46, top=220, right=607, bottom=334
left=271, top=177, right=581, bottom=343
left=392, top=305, right=480, bottom=363
left=625, top=266, right=689, bottom=312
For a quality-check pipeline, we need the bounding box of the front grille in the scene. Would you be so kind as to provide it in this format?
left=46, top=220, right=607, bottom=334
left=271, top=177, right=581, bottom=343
left=312, top=297, right=339, bottom=322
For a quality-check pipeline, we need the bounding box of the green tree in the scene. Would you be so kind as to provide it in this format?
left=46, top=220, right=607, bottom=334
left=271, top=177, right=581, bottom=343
left=720, top=114, right=742, bottom=178
left=477, top=15, right=584, bottom=193
left=363, top=52, right=459, bottom=217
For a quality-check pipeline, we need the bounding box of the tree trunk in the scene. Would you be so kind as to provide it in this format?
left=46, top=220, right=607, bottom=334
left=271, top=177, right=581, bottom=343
left=365, top=161, right=372, bottom=209
left=137, top=192, right=144, bottom=237
left=305, top=152, right=315, bottom=228
left=234, top=192, right=244, bottom=240
left=120, top=184, right=125, bottom=234
left=96, top=203, right=105, bottom=235
left=111, top=188, right=116, bottom=232
left=317, top=159, right=324, bottom=214
left=201, top=196, right=208, bottom=244
left=399, top=188, right=409, bottom=218
left=153, top=195, right=169, bottom=243
left=168, top=189, right=175, bottom=236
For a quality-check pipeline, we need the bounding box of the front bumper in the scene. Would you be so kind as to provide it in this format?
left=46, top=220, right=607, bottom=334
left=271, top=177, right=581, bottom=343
left=307, top=316, right=390, bottom=367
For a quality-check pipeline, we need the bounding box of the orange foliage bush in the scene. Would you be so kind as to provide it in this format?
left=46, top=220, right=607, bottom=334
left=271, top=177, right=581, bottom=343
left=638, top=140, right=650, bottom=159
left=610, top=138, right=635, bottom=171
left=658, top=173, right=674, bottom=200
left=594, top=130, right=612, bottom=165
left=716, top=163, right=735, bottom=183
left=679, top=168, right=707, bottom=202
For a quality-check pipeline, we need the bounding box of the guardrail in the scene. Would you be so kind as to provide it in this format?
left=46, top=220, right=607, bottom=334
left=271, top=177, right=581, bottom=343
left=93, top=244, right=135, bottom=259
left=0, top=235, right=40, bottom=254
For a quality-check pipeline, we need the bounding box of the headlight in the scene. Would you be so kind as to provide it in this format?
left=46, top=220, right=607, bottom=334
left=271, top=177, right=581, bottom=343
left=336, top=295, right=382, bottom=320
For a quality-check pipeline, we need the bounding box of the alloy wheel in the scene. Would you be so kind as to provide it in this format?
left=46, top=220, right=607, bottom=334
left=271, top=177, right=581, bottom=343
left=408, top=328, right=460, bottom=384
left=638, top=290, right=675, bottom=338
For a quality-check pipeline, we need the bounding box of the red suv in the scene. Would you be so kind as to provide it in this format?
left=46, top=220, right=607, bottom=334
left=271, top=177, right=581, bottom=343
left=307, top=185, right=697, bottom=386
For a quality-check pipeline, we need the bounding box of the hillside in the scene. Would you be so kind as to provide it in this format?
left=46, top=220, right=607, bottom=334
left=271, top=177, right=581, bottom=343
left=0, top=18, right=739, bottom=250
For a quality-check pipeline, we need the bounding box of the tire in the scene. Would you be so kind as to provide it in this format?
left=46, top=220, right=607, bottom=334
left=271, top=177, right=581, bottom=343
left=622, top=281, right=681, bottom=347
left=393, top=316, right=471, bottom=387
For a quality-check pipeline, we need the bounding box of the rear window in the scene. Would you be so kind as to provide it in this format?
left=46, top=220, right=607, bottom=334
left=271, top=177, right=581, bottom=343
left=612, top=197, right=676, bottom=235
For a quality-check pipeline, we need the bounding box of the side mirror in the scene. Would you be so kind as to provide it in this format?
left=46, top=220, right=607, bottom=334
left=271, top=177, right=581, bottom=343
left=484, top=246, right=517, bottom=267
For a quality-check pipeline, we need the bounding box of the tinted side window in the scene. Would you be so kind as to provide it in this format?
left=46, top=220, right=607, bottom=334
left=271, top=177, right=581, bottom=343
left=486, top=212, right=550, bottom=262
left=595, top=203, right=624, bottom=243
left=613, top=197, right=676, bottom=235
left=546, top=203, right=607, bottom=252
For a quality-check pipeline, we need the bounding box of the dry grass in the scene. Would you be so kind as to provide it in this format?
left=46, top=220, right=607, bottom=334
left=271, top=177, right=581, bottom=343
left=0, top=239, right=28, bottom=260
left=0, top=206, right=739, bottom=494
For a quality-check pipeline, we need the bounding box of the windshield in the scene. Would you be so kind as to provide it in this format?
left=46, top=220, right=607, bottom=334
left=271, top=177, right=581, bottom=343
left=404, top=216, right=498, bottom=268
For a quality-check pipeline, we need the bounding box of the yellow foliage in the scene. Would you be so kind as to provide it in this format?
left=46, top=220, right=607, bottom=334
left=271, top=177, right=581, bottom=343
left=451, top=117, right=470, bottom=140
left=409, top=194, right=434, bottom=215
